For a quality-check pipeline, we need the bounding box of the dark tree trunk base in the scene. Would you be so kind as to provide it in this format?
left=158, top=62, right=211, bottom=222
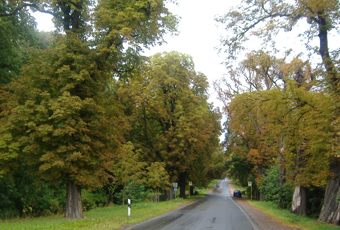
left=65, top=181, right=83, bottom=219
left=179, top=172, right=187, bottom=199
left=318, top=160, right=340, bottom=225
left=164, top=186, right=174, bottom=201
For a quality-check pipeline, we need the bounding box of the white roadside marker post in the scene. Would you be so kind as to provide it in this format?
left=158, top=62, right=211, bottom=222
left=128, top=199, right=131, bottom=217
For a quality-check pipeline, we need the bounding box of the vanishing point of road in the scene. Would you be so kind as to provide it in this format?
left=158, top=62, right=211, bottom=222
left=126, top=179, right=261, bottom=230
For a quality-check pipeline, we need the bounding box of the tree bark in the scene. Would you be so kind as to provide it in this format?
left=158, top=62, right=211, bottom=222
left=318, top=159, right=340, bottom=225
left=259, top=192, right=264, bottom=201
left=190, top=186, right=194, bottom=195
left=179, top=172, right=187, bottom=198
left=291, top=186, right=307, bottom=217
left=65, top=181, right=83, bottom=219
left=315, top=9, right=340, bottom=226
left=164, top=186, right=173, bottom=201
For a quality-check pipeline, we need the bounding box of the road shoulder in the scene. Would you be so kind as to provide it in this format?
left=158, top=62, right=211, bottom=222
left=229, top=181, right=303, bottom=230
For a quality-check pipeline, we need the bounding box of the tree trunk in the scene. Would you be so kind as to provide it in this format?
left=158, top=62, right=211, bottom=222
left=190, top=186, right=194, bottom=195
left=179, top=172, right=186, bottom=198
left=291, top=186, right=307, bottom=217
left=164, top=186, right=173, bottom=201
left=259, top=192, right=265, bottom=201
left=65, top=181, right=83, bottom=219
left=318, top=159, right=340, bottom=225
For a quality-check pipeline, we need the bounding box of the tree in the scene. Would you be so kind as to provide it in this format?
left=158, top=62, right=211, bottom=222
left=0, top=1, right=37, bottom=84
left=0, top=0, right=178, bottom=219
left=217, top=0, right=340, bottom=223
left=118, top=51, right=221, bottom=199
left=144, top=162, right=170, bottom=202
left=110, top=142, right=146, bottom=207
left=214, top=51, right=286, bottom=200
left=217, top=48, right=333, bottom=213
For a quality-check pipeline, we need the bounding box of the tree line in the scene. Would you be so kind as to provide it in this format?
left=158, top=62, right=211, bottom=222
left=0, top=0, right=223, bottom=219
left=214, top=0, right=340, bottom=225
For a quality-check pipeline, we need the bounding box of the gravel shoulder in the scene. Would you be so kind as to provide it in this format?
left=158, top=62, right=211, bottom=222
left=228, top=182, right=303, bottom=230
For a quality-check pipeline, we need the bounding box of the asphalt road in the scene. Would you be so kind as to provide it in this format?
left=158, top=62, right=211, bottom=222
left=125, top=179, right=261, bottom=230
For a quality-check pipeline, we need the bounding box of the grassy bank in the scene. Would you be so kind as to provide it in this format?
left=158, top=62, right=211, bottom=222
left=0, top=199, right=190, bottom=230
left=0, top=182, right=217, bottom=230
left=248, top=200, right=339, bottom=230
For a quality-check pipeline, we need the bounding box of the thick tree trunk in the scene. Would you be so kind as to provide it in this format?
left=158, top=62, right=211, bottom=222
left=65, top=181, right=83, bottom=219
left=318, top=159, right=340, bottom=225
left=179, top=172, right=186, bottom=198
left=291, top=186, right=307, bottom=217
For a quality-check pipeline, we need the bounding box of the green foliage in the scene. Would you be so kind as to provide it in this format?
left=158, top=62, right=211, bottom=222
left=307, top=187, right=325, bottom=219
left=225, top=153, right=255, bottom=187
left=0, top=0, right=180, bottom=220
left=81, top=190, right=96, bottom=212
left=259, top=166, right=293, bottom=210
left=0, top=170, right=66, bottom=219
left=115, top=181, right=148, bottom=205
left=144, top=162, right=170, bottom=190
left=119, top=51, right=221, bottom=190
left=259, top=165, right=325, bottom=218
left=0, top=4, right=37, bottom=84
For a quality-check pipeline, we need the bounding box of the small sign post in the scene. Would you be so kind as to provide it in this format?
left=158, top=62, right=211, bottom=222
left=189, top=181, right=192, bottom=199
left=173, top=183, right=178, bottom=199
left=127, top=199, right=131, bottom=217
left=248, top=182, right=252, bottom=200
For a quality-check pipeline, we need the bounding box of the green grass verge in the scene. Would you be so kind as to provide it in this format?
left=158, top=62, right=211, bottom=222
left=248, top=200, right=339, bottom=230
left=0, top=199, right=191, bottom=230
left=0, top=180, right=218, bottom=230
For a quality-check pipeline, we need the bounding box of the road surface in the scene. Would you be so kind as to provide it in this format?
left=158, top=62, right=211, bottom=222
left=125, top=179, right=261, bottom=230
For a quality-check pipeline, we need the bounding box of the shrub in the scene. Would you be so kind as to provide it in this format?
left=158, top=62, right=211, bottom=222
left=115, top=181, right=149, bottom=205
left=259, top=165, right=293, bottom=209
left=81, top=189, right=95, bottom=211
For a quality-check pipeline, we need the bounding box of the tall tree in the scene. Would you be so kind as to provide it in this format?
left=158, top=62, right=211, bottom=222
left=216, top=0, right=340, bottom=223
left=0, top=0, right=178, bottom=219
left=119, top=51, right=221, bottom=199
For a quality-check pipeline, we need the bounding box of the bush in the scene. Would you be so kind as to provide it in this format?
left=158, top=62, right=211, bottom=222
left=307, top=187, right=325, bottom=219
left=81, top=189, right=95, bottom=211
left=259, top=165, right=293, bottom=209
left=115, top=181, right=149, bottom=205
left=81, top=188, right=109, bottom=211
left=92, top=188, right=109, bottom=207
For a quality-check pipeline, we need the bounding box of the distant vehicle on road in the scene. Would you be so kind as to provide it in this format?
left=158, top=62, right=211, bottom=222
left=233, top=190, right=242, bottom=197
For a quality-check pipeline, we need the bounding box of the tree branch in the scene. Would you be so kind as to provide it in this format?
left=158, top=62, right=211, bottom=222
left=0, top=3, right=57, bottom=17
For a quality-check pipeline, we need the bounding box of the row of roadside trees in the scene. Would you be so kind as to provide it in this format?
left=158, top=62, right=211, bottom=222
left=214, top=0, right=340, bottom=225
left=0, top=0, right=223, bottom=219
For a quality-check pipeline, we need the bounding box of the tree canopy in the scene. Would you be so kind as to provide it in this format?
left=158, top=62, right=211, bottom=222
left=117, top=51, right=222, bottom=198
left=0, top=0, right=179, bottom=219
